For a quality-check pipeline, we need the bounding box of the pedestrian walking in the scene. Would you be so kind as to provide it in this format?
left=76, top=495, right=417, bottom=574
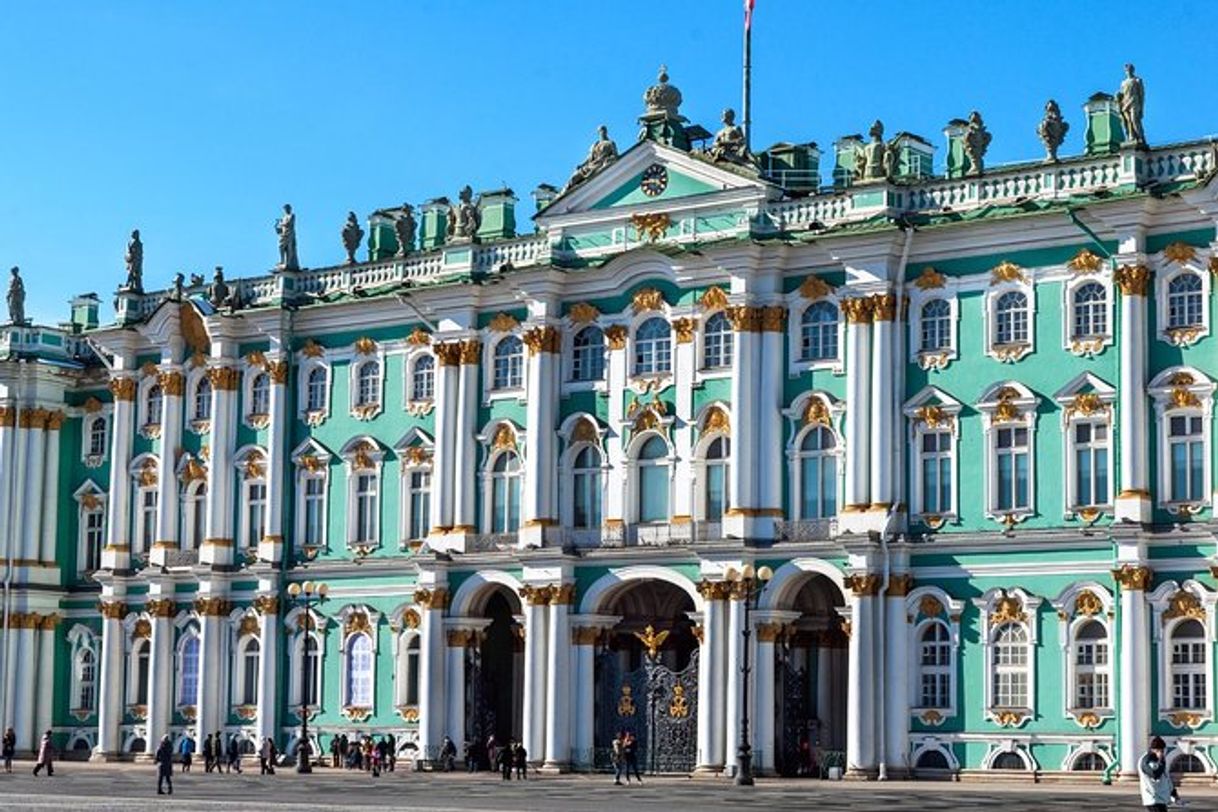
left=227, top=734, right=243, bottom=773
left=202, top=733, right=214, bottom=772
left=260, top=737, right=277, bottom=775
left=329, top=735, right=339, bottom=768
left=497, top=740, right=513, bottom=780
left=611, top=731, right=625, bottom=785
left=212, top=733, right=224, bottom=776
left=31, top=730, right=53, bottom=777
left=155, top=734, right=174, bottom=795
left=178, top=734, right=194, bottom=772
left=514, top=741, right=528, bottom=780
left=386, top=733, right=396, bottom=772
left=339, top=734, right=349, bottom=768
left=623, top=732, right=642, bottom=783
left=486, top=734, right=497, bottom=774
left=2, top=727, right=15, bottom=773
left=1139, top=736, right=1179, bottom=812
left=440, top=735, right=457, bottom=772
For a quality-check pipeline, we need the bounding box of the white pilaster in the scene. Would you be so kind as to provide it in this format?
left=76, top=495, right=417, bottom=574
left=20, top=415, right=43, bottom=563
left=695, top=588, right=726, bottom=771
left=869, top=296, right=895, bottom=512
left=543, top=594, right=571, bottom=770
left=195, top=591, right=229, bottom=740
left=260, top=359, right=289, bottom=563
left=33, top=618, right=55, bottom=749
left=604, top=328, right=628, bottom=525
left=93, top=598, right=126, bottom=759
left=883, top=576, right=911, bottom=776
left=521, top=593, right=548, bottom=763
left=725, top=316, right=761, bottom=538
left=845, top=578, right=876, bottom=776
left=12, top=622, right=34, bottom=750
left=255, top=593, right=280, bottom=744
left=842, top=303, right=872, bottom=531
left=672, top=323, right=695, bottom=522
left=151, top=369, right=182, bottom=567
left=143, top=599, right=173, bottom=757
left=429, top=346, right=459, bottom=536
left=1117, top=566, right=1151, bottom=776
left=417, top=587, right=448, bottom=757
left=202, top=363, right=239, bottom=567
left=444, top=630, right=468, bottom=746
left=723, top=592, right=745, bottom=773
left=451, top=345, right=480, bottom=535
left=102, top=375, right=136, bottom=571
left=570, top=623, right=598, bottom=770
left=39, top=415, right=62, bottom=564
left=757, top=310, right=785, bottom=538
left=1115, top=262, right=1151, bottom=522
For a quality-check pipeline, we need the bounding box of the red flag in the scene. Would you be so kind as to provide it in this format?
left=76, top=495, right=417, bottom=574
left=744, top=0, right=755, bottom=30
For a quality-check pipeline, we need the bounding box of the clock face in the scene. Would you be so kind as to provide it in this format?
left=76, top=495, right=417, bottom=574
left=640, top=164, right=668, bottom=197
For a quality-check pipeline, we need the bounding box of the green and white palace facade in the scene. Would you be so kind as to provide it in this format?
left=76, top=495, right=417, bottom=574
left=3, top=69, right=1218, bottom=781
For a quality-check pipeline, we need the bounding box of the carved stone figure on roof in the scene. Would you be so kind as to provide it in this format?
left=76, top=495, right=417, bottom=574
left=446, top=186, right=481, bottom=242
left=123, top=229, right=144, bottom=293
left=208, top=267, right=230, bottom=308
left=394, top=204, right=416, bottom=257
left=562, top=125, right=619, bottom=193
left=1037, top=100, right=1069, bottom=163
left=276, top=203, right=299, bottom=271
left=1117, top=62, right=1146, bottom=148
left=963, top=111, right=992, bottom=176
left=855, top=120, right=895, bottom=182
left=169, top=273, right=185, bottom=302
left=707, top=108, right=751, bottom=166
left=341, top=211, right=364, bottom=265
left=6, top=266, right=25, bottom=325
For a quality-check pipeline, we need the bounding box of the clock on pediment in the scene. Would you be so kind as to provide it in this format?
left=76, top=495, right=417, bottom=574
left=640, top=163, right=668, bottom=197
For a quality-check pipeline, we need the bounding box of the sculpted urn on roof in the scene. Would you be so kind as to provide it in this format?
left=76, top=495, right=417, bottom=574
left=638, top=65, right=690, bottom=149
left=341, top=211, right=364, bottom=265
left=1037, top=100, right=1069, bottom=163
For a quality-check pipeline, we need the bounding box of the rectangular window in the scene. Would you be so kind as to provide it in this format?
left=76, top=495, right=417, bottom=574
left=409, top=471, right=431, bottom=540
left=1073, top=422, right=1110, bottom=508
left=919, top=431, right=953, bottom=514
left=639, top=465, right=668, bottom=523
left=995, top=427, right=1029, bottom=511
left=920, top=673, right=950, bottom=709
left=245, top=482, right=266, bottom=548
left=573, top=471, right=602, bottom=529
left=84, top=510, right=105, bottom=572
left=1168, top=415, right=1205, bottom=502
left=304, top=477, right=325, bottom=547
left=139, top=489, right=158, bottom=552
left=354, top=474, right=378, bottom=543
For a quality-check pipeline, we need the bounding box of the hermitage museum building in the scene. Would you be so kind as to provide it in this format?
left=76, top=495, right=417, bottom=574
left=2, top=65, right=1218, bottom=782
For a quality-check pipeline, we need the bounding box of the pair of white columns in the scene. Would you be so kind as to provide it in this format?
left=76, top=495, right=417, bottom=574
left=4, top=615, right=56, bottom=752
left=521, top=326, right=559, bottom=543
left=428, top=341, right=479, bottom=542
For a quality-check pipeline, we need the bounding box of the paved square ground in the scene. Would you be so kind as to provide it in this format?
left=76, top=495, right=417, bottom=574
left=0, top=763, right=1209, bottom=811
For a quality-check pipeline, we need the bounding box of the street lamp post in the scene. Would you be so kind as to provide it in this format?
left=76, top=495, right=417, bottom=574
left=727, top=563, right=773, bottom=787
left=286, top=580, right=328, bottom=774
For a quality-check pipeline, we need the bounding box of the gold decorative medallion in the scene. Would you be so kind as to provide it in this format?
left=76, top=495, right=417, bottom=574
left=631, top=287, right=666, bottom=314
left=990, top=261, right=1026, bottom=285
left=1067, top=249, right=1104, bottom=274
left=1163, top=242, right=1198, bottom=264
left=913, top=267, right=947, bottom=290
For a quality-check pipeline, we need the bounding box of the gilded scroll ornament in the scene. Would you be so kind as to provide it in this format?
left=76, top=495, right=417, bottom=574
left=617, top=685, right=636, bottom=717
left=1164, top=590, right=1206, bottom=621
left=989, top=594, right=1026, bottom=625
left=701, top=405, right=730, bottom=436
left=491, top=424, right=517, bottom=451
left=1074, top=590, right=1103, bottom=617
left=990, top=261, right=1026, bottom=285
left=353, top=337, right=377, bottom=356
left=1067, top=249, right=1104, bottom=274
left=631, top=287, right=666, bottom=314
left=799, top=276, right=834, bottom=300
left=488, top=313, right=519, bottom=333
left=919, top=596, right=944, bottom=618
left=668, top=683, right=690, bottom=718
left=1163, top=242, right=1197, bottom=264
left=630, top=212, right=670, bottom=243
left=913, top=404, right=951, bottom=429
left=700, top=286, right=730, bottom=311
left=802, top=397, right=832, bottom=427
left=406, top=327, right=431, bottom=346
left=301, top=339, right=325, bottom=358
left=913, top=267, right=946, bottom=290
left=344, top=610, right=374, bottom=638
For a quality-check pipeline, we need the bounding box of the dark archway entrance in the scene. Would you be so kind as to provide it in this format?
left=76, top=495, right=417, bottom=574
left=593, top=580, right=698, bottom=773
left=467, top=587, right=523, bottom=749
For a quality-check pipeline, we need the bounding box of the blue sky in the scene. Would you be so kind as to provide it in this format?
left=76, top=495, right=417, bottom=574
left=3, top=1, right=1217, bottom=324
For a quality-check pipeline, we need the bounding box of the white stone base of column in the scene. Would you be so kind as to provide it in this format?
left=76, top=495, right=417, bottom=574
left=538, top=761, right=571, bottom=773
left=518, top=523, right=551, bottom=548
left=1114, top=492, right=1151, bottom=523
left=89, top=749, right=123, bottom=763
left=427, top=529, right=475, bottom=555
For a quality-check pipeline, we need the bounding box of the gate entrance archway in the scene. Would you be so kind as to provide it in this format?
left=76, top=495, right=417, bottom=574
left=466, top=586, right=523, bottom=748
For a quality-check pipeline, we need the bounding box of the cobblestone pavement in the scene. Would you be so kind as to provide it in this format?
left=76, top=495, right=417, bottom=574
left=0, top=763, right=1211, bottom=811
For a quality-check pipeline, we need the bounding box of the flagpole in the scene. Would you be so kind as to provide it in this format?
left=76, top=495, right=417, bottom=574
left=742, top=1, right=753, bottom=152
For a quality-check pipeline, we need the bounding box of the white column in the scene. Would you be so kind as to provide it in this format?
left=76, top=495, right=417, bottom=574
left=1115, top=264, right=1151, bottom=522
left=255, top=595, right=280, bottom=744
left=842, top=301, right=872, bottom=528
left=430, top=343, right=459, bottom=536
left=672, top=320, right=695, bottom=523
left=0, top=409, right=12, bottom=735
left=12, top=619, right=35, bottom=750
left=571, top=626, right=598, bottom=769
left=522, top=326, right=559, bottom=544
left=723, top=591, right=745, bottom=773
left=20, top=412, right=44, bottom=563
left=39, top=413, right=62, bottom=564
left=1, top=614, right=16, bottom=748
left=884, top=575, right=911, bottom=776
left=142, top=599, right=173, bottom=757
left=93, top=600, right=127, bottom=759
left=726, top=312, right=761, bottom=537
left=543, top=593, right=571, bottom=770
left=202, top=364, right=239, bottom=567
left=869, top=295, right=895, bottom=511
left=444, top=630, right=468, bottom=747
left=845, top=576, right=877, bottom=776
left=260, top=360, right=289, bottom=563
left=753, top=624, right=778, bottom=775
left=451, top=343, right=480, bottom=535
left=195, top=594, right=229, bottom=740
left=695, top=587, right=726, bottom=770
left=521, top=592, right=548, bottom=763
left=417, top=590, right=447, bottom=757
left=152, top=370, right=182, bottom=567
left=757, top=308, right=786, bottom=536
left=604, top=327, right=628, bottom=526
left=1118, top=566, right=1151, bottom=776
left=103, top=376, right=136, bottom=571
left=33, top=616, right=56, bottom=748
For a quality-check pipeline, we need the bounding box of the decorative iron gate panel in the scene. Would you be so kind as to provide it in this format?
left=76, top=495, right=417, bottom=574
left=594, top=651, right=698, bottom=773
left=777, top=658, right=810, bottom=776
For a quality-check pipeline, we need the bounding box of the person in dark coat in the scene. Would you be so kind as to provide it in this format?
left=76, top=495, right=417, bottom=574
left=32, top=730, right=53, bottom=777
left=2, top=727, right=15, bottom=773
left=226, top=734, right=243, bottom=773
left=155, top=735, right=174, bottom=795
left=622, top=732, right=642, bottom=783
left=497, top=740, right=513, bottom=780
left=386, top=733, right=396, bottom=772
left=201, top=733, right=214, bottom=772
left=514, top=742, right=528, bottom=780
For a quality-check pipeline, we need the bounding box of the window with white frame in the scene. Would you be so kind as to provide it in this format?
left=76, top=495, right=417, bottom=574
left=299, top=634, right=321, bottom=707
left=489, top=451, right=522, bottom=532
left=797, top=426, right=837, bottom=519
left=571, top=446, right=602, bottom=528
left=249, top=371, right=270, bottom=417
left=74, top=646, right=97, bottom=712
left=994, top=426, right=1030, bottom=511
left=305, top=366, right=328, bottom=413
left=1168, top=273, right=1204, bottom=329
left=345, top=634, right=374, bottom=707
left=130, top=637, right=151, bottom=706
left=1071, top=282, right=1107, bottom=340
left=243, top=479, right=267, bottom=548
left=237, top=636, right=260, bottom=706
left=353, top=473, right=378, bottom=544
left=1170, top=619, right=1207, bottom=710
left=636, top=436, right=670, bottom=523
left=86, top=416, right=107, bottom=458
left=1168, top=414, right=1205, bottom=503
left=918, top=429, right=953, bottom=516
left=702, top=312, right=733, bottom=370
left=800, top=302, right=839, bottom=362
left=994, top=291, right=1029, bottom=346
left=143, top=383, right=163, bottom=430
left=493, top=336, right=524, bottom=390
left=1071, top=420, right=1110, bottom=509
left=405, top=469, right=431, bottom=541
left=919, top=621, right=952, bottom=709
left=398, top=634, right=420, bottom=707
left=634, top=318, right=672, bottom=376
left=571, top=326, right=605, bottom=382
left=355, top=360, right=381, bottom=408
left=992, top=623, right=1029, bottom=709
left=178, top=632, right=200, bottom=707
left=136, top=485, right=158, bottom=554
left=411, top=355, right=435, bottom=402
left=302, top=474, right=326, bottom=548
left=1073, top=620, right=1110, bottom=710
left=703, top=436, right=730, bottom=521
left=1149, top=369, right=1214, bottom=510
left=80, top=502, right=105, bottom=573
left=920, top=299, right=952, bottom=352
left=193, top=377, right=212, bottom=422
left=183, top=481, right=206, bottom=549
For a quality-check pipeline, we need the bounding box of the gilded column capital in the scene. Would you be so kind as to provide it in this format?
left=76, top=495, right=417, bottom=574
left=414, top=587, right=450, bottom=610
left=206, top=366, right=241, bottom=391
left=888, top=573, right=915, bottom=597
left=435, top=342, right=463, bottom=366
left=146, top=598, right=176, bottom=618
left=459, top=340, right=482, bottom=365
left=157, top=370, right=185, bottom=396
left=193, top=597, right=233, bottom=616
left=520, top=584, right=556, bottom=606
left=266, top=360, right=290, bottom=384
left=760, top=306, right=787, bottom=332
left=548, top=583, right=577, bottom=606
left=1112, top=564, right=1152, bottom=591
left=572, top=626, right=603, bottom=646
left=98, top=600, right=128, bottom=620
left=108, top=376, right=138, bottom=402
left=446, top=628, right=480, bottom=648
left=841, top=297, right=875, bottom=325
left=604, top=325, right=628, bottom=350
left=844, top=573, right=882, bottom=597
left=18, top=408, right=49, bottom=429
left=696, top=578, right=731, bottom=601
left=253, top=595, right=280, bottom=616
left=672, top=317, right=696, bottom=344
left=870, top=293, right=897, bottom=322
left=725, top=305, right=764, bottom=333
left=1114, top=264, right=1151, bottom=296
left=0, top=407, right=14, bottom=428
left=38, top=613, right=61, bottom=631
left=44, top=410, right=65, bottom=431
left=756, top=622, right=784, bottom=643
left=522, top=325, right=562, bottom=355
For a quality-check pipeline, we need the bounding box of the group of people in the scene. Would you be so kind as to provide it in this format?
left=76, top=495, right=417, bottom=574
left=610, top=731, right=643, bottom=785
left=329, top=732, right=397, bottom=776
left=457, top=734, right=527, bottom=779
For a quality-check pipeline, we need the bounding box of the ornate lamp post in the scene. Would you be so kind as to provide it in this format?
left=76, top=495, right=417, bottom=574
left=286, top=580, right=328, bottom=774
left=726, top=563, right=773, bottom=787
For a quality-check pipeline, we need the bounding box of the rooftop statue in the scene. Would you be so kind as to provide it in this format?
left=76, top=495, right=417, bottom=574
left=446, top=186, right=481, bottom=242
left=123, top=229, right=144, bottom=293
left=167, top=272, right=185, bottom=302
left=6, top=266, right=25, bottom=325
left=643, top=64, right=683, bottom=118
left=855, top=120, right=895, bottom=182
left=706, top=108, right=752, bottom=166
left=394, top=204, right=416, bottom=257
left=208, top=267, right=230, bottom=308
left=1117, top=62, right=1146, bottom=148
left=562, top=125, right=619, bottom=193
left=964, top=110, right=992, bottom=176
left=1037, top=100, right=1069, bottom=163
left=341, top=211, right=364, bottom=265
left=276, top=204, right=299, bottom=271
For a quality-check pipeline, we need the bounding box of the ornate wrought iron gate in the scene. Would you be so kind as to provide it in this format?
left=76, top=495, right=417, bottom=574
left=777, top=657, right=811, bottom=776
left=594, top=650, right=699, bottom=773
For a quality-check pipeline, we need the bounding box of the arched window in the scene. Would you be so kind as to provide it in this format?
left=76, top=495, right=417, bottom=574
left=1071, top=282, right=1107, bottom=339
left=634, top=318, right=672, bottom=376
left=1168, top=413, right=1205, bottom=503
left=995, top=291, right=1028, bottom=346
left=87, top=417, right=107, bottom=457
left=345, top=635, right=374, bottom=708
left=918, top=622, right=951, bottom=709
left=1171, top=753, right=1206, bottom=776
left=1072, top=752, right=1107, bottom=772
left=301, top=635, right=320, bottom=707
left=704, top=436, right=730, bottom=521
left=178, top=634, right=200, bottom=707
left=250, top=372, right=270, bottom=416
left=916, top=750, right=950, bottom=770
left=355, top=361, right=381, bottom=407
left=144, top=384, right=163, bottom=429
left=920, top=299, right=951, bottom=352
left=75, top=648, right=97, bottom=712
left=411, top=356, right=435, bottom=402
left=992, top=623, right=1028, bottom=709
left=193, top=377, right=212, bottom=422
left=702, top=312, right=733, bottom=370
left=306, top=367, right=328, bottom=413
left=571, top=446, right=602, bottom=529
left=239, top=637, right=260, bottom=706
left=490, top=452, right=522, bottom=532
left=636, top=436, right=669, bottom=523
left=798, top=427, right=837, bottom=519
left=1170, top=619, right=1207, bottom=710
left=572, top=326, right=605, bottom=382
left=1168, top=273, right=1204, bottom=329
left=493, top=336, right=524, bottom=390
left=1073, top=620, right=1110, bottom=709
left=992, top=751, right=1025, bottom=770
left=183, top=481, right=207, bottom=550
left=800, top=302, right=839, bottom=361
